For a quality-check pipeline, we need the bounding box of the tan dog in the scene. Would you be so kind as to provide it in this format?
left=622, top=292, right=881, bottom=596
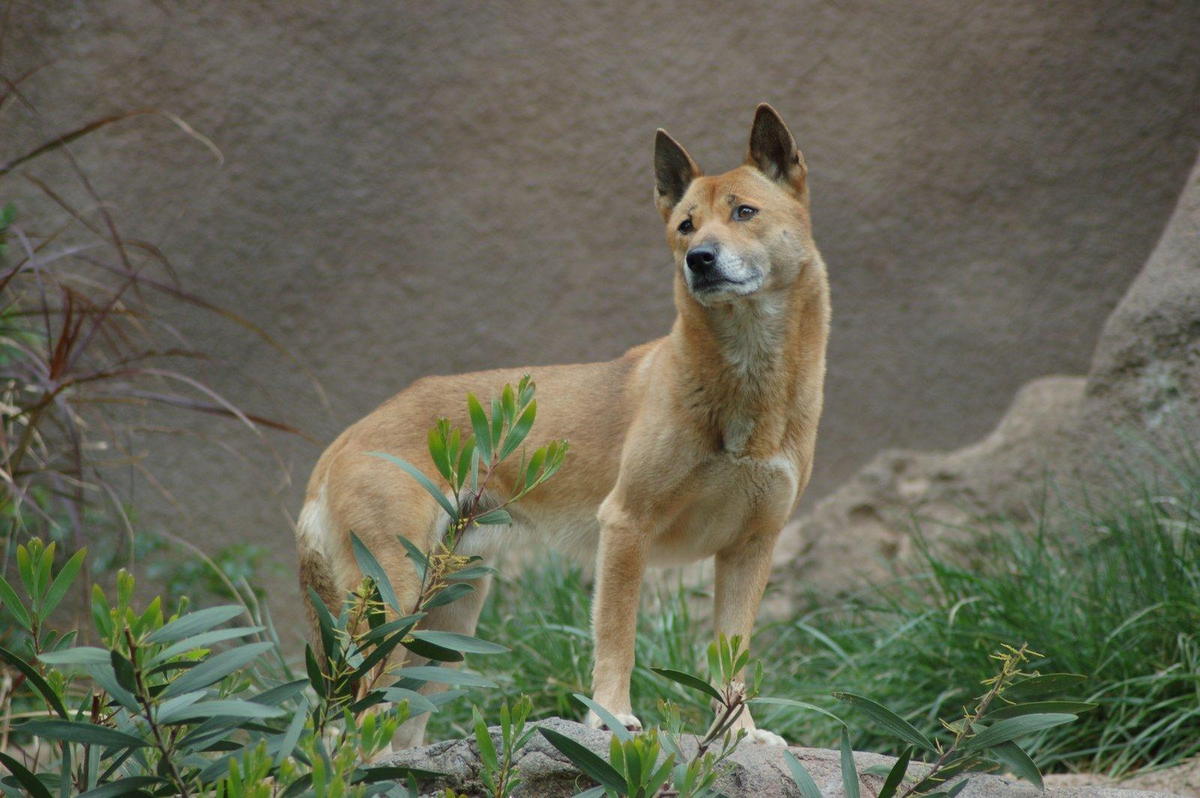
left=296, top=104, right=829, bottom=747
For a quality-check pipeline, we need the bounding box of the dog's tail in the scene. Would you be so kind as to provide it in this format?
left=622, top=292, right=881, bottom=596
left=296, top=485, right=341, bottom=658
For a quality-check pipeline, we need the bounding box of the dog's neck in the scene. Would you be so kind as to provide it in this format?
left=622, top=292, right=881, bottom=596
left=669, top=264, right=828, bottom=456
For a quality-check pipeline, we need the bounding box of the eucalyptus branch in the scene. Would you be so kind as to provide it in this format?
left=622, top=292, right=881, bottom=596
left=897, top=643, right=1030, bottom=798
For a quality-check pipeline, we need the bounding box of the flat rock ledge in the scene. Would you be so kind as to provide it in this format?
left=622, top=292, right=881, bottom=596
left=379, top=718, right=1180, bottom=798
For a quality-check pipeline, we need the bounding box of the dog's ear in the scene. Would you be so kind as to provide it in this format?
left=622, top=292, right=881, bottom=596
left=746, top=103, right=807, bottom=197
left=654, top=129, right=701, bottom=220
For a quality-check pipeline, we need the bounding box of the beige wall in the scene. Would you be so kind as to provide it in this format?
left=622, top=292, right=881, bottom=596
left=9, top=1, right=1200, bottom=635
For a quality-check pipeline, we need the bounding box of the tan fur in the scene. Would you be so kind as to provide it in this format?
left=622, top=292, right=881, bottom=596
left=296, top=104, right=830, bottom=747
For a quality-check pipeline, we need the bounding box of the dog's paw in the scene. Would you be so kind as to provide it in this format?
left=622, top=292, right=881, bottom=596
left=585, top=710, right=643, bottom=733
left=743, top=728, right=787, bottom=746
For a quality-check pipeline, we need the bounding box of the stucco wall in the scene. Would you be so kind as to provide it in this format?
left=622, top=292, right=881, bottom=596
left=8, top=1, right=1200, bottom=633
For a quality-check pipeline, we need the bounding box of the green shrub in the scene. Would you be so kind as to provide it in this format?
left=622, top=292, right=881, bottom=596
left=450, top=458, right=1200, bottom=780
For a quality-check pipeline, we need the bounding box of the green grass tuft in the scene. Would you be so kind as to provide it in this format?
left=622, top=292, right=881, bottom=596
left=432, top=468, right=1200, bottom=778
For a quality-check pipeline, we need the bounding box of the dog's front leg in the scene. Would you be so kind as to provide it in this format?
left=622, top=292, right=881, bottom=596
left=713, top=526, right=787, bottom=746
left=586, top=501, right=649, bottom=732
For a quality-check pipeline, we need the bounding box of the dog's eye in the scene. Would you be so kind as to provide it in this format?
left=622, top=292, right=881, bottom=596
left=734, top=205, right=758, bottom=221
left=677, top=218, right=694, bottom=234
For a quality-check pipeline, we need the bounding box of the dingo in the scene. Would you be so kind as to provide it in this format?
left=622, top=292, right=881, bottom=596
left=296, top=104, right=829, bottom=747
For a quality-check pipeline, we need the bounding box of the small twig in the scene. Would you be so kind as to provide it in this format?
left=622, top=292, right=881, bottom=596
left=125, top=629, right=191, bottom=798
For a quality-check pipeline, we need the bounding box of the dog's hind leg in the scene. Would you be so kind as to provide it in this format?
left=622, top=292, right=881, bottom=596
left=388, top=523, right=500, bottom=749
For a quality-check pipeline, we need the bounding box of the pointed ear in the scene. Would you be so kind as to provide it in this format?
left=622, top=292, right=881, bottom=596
left=654, top=129, right=701, bottom=220
left=746, top=103, right=807, bottom=195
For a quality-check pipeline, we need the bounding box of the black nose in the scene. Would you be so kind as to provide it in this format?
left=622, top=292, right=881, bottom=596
left=686, top=244, right=718, bottom=273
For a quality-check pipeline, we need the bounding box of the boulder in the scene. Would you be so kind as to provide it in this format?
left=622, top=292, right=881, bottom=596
left=776, top=151, right=1200, bottom=593
left=379, top=717, right=1181, bottom=797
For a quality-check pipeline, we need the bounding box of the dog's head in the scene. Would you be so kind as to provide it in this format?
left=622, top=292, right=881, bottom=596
left=655, top=104, right=814, bottom=306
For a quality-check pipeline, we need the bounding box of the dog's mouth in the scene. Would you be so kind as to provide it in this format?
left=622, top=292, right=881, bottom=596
left=689, top=273, right=764, bottom=300
left=692, top=276, right=750, bottom=292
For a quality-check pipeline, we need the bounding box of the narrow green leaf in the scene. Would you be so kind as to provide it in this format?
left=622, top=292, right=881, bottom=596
left=990, top=740, right=1043, bottom=789
left=369, top=451, right=458, bottom=518
left=841, top=729, right=860, bottom=798
left=428, top=428, right=453, bottom=483
left=83, top=663, right=139, bottom=712
left=160, top=641, right=276, bottom=699
left=986, top=701, right=1097, bottom=720
left=42, top=549, right=86, bottom=617
left=467, top=394, right=493, bottom=464
left=539, top=727, right=627, bottom=793
left=455, top=438, right=476, bottom=492
left=499, top=400, right=537, bottom=460
left=305, top=645, right=326, bottom=699
left=77, top=776, right=166, bottom=797
left=380, top=687, right=439, bottom=715
left=145, top=605, right=243, bottom=644
left=148, top=626, right=265, bottom=666
left=474, top=707, right=500, bottom=773
left=393, top=665, right=496, bottom=688
left=353, top=625, right=418, bottom=679
left=783, top=750, right=822, bottom=798
left=90, top=585, right=111, bottom=641
left=834, top=692, right=937, bottom=753
left=646, top=755, right=675, bottom=798
left=877, top=746, right=912, bottom=798
left=408, top=630, right=509, bottom=655
left=20, top=719, right=147, bottom=748
left=306, top=587, right=339, bottom=664
left=572, top=694, right=632, bottom=742
left=967, top=713, right=1077, bottom=750
left=0, top=750, right=52, bottom=798
left=0, top=646, right=67, bottom=718
left=360, top=614, right=423, bottom=645
left=109, top=652, right=137, bottom=694
left=350, top=765, right=445, bottom=785
left=447, top=565, right=496, bottom=581
left=523, top=448, right=546, bottom=492
left=249, top=679, right=310, bottom=708
left=275, top=695, right=309, bottom=767
left=650, top=667, right=723, bottom=702
left=501, top=383, right=516, bottom=426
left=15, top=546, right=33, bottom=599
left=0, top=575, right=31, bottom=630
left=351, top=533, right=401, bottom=615
left=475, top=509, right=513, bottom=526
left=490, top=396, right=504, bottom=453
left=402, top=636, right=464, bottom=663
left=395, top=534, right=430, bottom=581
left=39, top=647, right=112, bottom=667
left=159, top=699, right=286, bottom=725
left=422, top=582, right=474, bottom=610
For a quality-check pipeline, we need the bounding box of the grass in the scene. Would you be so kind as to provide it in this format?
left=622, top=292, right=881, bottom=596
left=429, top=463, right=1200, bottom=779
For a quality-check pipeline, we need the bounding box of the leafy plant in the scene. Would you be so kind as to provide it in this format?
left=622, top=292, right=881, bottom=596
left=541, top=636, right=768, bottom=798
left=1, top=45, right=309, bottom=608
left=303, top=377, right=565, bottom=735
left=473, top=697, right=536, bottom=798
left=0, top=379, right=563, bottom=795
left=784, top=644, right=1091, bottom=798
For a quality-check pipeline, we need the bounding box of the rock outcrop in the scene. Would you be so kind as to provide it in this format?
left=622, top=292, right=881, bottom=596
left=379, top=717, right=1181, bottom=797
left=776, top=151, right=1200, bottom=593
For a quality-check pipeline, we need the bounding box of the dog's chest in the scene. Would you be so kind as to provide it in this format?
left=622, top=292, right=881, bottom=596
left=648, top=451, right=799, bottom=566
